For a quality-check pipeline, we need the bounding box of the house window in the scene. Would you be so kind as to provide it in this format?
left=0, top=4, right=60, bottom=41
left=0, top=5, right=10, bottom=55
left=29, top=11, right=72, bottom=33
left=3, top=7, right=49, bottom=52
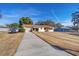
left=33, top=28, right=38, bottom=31
left=44, top=28, right=48, bottom=32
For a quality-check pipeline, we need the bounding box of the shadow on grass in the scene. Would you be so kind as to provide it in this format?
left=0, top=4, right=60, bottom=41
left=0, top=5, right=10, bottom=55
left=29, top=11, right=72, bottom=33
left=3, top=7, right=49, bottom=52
left=50, top=45, right=65, bottom=51
left=33, top=32, right=65, bottom=51
left=70, top=34, right=79, bottom=36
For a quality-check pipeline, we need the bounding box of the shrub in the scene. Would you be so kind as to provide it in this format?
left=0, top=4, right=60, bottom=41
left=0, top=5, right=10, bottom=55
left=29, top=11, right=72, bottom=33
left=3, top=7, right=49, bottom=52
left=19, top=27, right=25, bottom=32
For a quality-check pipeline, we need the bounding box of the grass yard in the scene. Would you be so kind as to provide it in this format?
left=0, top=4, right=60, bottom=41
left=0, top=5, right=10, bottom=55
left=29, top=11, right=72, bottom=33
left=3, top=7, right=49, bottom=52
left=33, top=32, right=79, bottom=56
left=0, top=32, right=24, bottom=56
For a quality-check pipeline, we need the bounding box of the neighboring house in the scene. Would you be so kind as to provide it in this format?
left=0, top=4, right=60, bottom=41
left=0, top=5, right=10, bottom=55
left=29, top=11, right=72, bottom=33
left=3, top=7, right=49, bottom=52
left=22, top=24, right=54, bottom=32
left=0, top=27, right=9, bottom=32
left=54, top=27, right=72, bottom=32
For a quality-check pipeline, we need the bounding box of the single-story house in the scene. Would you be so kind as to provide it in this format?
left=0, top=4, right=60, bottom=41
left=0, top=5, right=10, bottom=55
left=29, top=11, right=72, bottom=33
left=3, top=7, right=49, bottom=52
left=22, top=24, right=54, bottom=32
left=0, top=27, right=9, bottom=32
left=54, top=27, right=72, bottom=32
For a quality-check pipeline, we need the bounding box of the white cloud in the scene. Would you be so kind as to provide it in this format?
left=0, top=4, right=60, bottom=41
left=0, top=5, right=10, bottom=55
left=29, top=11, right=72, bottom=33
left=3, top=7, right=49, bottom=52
left=61, top=20, right=73, bottom=26
left=25, top=8, right=41, bottom=15
left=2, top=8, right=41, bottom=18
left=51, top=9, right=60, bottom=22
left=3, top=14, right=19, bottom=18
left=17, top=8, right=41, bottom=17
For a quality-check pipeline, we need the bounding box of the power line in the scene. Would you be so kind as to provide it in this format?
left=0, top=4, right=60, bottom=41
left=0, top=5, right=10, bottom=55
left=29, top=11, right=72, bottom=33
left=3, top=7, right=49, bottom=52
left=51, top=9, right=60, bottom=23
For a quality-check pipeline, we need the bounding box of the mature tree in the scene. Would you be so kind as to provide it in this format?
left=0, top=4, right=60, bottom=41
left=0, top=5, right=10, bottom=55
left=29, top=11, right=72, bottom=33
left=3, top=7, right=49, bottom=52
left=19, top=17, right=33, bottom=25
left=6, top=24, right=10, bottom=28
left=35, top=20, right=55, bottom=26
left=55, top=23, right=64, bottom=28
left=0, top=10, right=2, bottom=19
left=7, top=23, right=19, bottom=28
left=71, top=12, right=79, bottom=31
left=0, top=14, right=2, bottom=19
left=71, top=26, right=78, bottom=30
left=72, top=12, right=79, bottom=27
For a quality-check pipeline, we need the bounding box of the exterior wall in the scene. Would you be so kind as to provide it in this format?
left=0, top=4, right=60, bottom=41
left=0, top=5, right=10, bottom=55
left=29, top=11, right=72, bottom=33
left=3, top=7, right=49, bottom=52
left=48, top=29, right=54, bottom=32
left=48, top=27, right=54, bottom=32
left=38, top=27, right=54, bottom=32
left=24, top=27, right=54, bottom=32
left=38, top=27, right=45, bottom=32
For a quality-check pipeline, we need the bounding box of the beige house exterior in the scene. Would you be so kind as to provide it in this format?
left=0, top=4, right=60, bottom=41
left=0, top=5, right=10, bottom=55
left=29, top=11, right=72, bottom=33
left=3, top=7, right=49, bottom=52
left=22, top=24, right=54, bottom=32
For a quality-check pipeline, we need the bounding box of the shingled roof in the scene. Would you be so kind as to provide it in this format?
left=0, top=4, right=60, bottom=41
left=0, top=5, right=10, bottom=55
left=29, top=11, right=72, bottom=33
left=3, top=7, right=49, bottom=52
left=22, top=24, right=53, bottom=28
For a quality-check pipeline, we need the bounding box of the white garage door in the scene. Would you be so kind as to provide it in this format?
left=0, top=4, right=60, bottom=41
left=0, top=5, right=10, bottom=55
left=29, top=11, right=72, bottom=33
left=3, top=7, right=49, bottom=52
left=24, top=28, right=31, bottom=32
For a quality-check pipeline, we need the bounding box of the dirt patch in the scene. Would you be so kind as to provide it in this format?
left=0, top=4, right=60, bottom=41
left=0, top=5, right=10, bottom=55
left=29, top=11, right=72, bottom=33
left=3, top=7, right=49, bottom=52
left=33, top=32, right=79, bottom=56
left=0, top=32, right=24, bottom=56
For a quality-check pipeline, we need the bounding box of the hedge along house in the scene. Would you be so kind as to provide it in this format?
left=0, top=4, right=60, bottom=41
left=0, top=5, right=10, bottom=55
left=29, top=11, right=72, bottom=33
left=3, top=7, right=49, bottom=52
left=22, top=24, right=54, bottom=32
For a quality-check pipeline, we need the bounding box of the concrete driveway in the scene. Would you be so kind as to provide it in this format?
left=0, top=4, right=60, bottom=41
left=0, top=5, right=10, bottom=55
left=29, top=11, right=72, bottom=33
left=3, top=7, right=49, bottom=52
left=15, top=32, right=72, bottom=56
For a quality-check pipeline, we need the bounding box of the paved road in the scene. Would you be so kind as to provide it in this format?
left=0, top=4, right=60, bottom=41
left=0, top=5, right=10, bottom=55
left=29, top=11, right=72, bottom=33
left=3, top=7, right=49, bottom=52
left=15, top=32, right=72, bottom=56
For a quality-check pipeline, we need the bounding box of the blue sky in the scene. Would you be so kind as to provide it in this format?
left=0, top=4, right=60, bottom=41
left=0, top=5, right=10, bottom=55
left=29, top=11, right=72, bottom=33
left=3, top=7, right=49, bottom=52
left=0, top=3, right=79, bottom=26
